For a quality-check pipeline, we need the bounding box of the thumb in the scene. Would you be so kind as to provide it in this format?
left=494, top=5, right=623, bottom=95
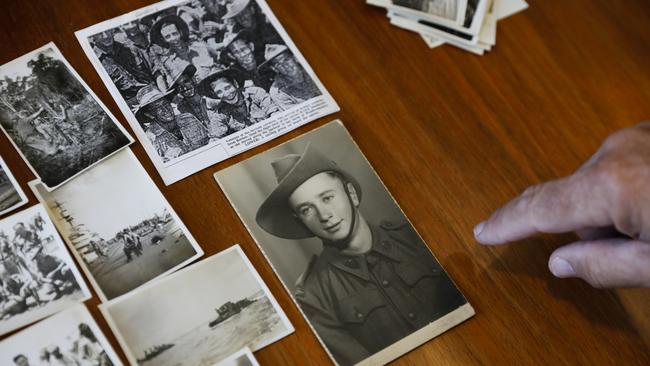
left=548, top=239, right=650, bottom=288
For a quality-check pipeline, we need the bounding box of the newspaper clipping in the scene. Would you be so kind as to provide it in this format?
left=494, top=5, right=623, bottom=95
left=76, top=0, right=339, bottom=185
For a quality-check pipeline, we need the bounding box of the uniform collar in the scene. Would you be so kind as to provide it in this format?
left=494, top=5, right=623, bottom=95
left=322, top=224, right=403, bottom=282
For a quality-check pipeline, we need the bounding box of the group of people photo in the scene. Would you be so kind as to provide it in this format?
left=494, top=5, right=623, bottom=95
left=12, top=322, right=113, bottom=366
left=0, top=47, right=131, bottom=189
left=89, top=0, right=322, bottom=162
left=0, top=212, right=80, bottom=322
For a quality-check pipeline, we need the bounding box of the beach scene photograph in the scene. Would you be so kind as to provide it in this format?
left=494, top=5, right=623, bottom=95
left=101, top=246, right=293, bottom=366
left=31, top=149, right=202, bottom=300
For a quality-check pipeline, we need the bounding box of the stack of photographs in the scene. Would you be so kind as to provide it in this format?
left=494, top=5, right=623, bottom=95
left=368, top=0, right=529, bottom=55
left=76, top=0, right=339, bottom=185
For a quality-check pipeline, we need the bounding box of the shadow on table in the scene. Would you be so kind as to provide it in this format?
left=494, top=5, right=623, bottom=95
left=483, top=233, right=642, bottom=336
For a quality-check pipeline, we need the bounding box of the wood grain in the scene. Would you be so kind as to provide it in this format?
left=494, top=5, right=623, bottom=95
left=1, top=0, right=649, bottom=364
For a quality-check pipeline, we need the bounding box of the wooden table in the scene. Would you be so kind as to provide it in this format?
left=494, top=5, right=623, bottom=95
left=1, top=0, right=649, bottom=364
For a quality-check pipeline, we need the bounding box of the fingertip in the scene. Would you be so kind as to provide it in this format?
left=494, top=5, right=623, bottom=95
left=549, top=256, right=576, bottom=278
left=473, top=221, right=486, bottom=241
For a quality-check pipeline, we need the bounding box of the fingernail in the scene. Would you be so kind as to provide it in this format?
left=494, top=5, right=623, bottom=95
left=550, top=257, right=576, bottom=278
left=473, top=221, right=486, bottom=239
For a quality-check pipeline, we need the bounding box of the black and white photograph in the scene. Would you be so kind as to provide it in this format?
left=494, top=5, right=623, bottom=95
left=100, top=245, right=294, bottom=366
left=30, top=149, right=203, bottom=302
left=0, top=303, right=122, bottom=366
left=76, top=0, right=339, bottom=186
left=0, top=43, right=133, bottom=191
left=367, top=0, right=468, bottom=26
left=0, top=156, right=28, bottom=217
left=0, top=204, right=91, bottom=336
left=383, top=0, right=488, bottom=47
left=213, top=347, right=259, bottom=366
left=215, top=121, right=475, bottom=366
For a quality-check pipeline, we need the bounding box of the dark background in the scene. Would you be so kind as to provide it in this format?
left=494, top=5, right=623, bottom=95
left=0, top=0, right=649, bottom=365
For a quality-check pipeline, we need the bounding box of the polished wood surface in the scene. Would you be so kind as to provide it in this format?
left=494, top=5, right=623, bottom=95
left=1, top=0, right=649, bottom=364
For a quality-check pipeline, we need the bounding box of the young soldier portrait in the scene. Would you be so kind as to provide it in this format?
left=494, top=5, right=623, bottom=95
left=253, top=142, right=468, bottom=365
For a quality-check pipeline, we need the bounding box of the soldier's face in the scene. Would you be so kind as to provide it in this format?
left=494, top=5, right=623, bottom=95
left=289, top=173, right=358, bottom=242
left=177, top=75, right=196, bottom=98
left=122, top=22, right=142, bottom=39
left=211, top=78, right=239, bottom=103
left=236, top=6, right=256, bottom=28
left=161, top=24, right=182, bottom=47
left=271, top=53, right=300, bottom=78
left=96, top=31, right=114, bottom=48
left=229, top=40, right=256, bottom=70
left=148, top=98, right=175, bottom=122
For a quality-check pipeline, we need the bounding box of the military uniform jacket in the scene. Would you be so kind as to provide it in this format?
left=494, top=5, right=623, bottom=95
left=295, top=220, right=467, bottom=366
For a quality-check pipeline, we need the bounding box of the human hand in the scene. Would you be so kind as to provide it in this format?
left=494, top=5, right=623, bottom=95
left=474, top=123, right=650, bottom=288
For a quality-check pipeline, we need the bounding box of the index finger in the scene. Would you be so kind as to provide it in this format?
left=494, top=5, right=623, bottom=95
left=474, top=169, right=614, bottom=245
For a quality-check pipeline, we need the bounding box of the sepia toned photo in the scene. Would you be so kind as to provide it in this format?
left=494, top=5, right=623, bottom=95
left=76, top=0, right=339, bottom=185
left=0, top=156, right=28, bottom=217
left=30, top=149, right=203, bottom=302
left=100, top=245, right=294, bottom=366
left=0, top=204, right=91, bottom=336
left=215, top=121, right=474, bottom=366
left=0, top=303, right=122, bottom=366
left=213, top=347, right=259, bottom=366
left=0, top=43, right=133, bottom=191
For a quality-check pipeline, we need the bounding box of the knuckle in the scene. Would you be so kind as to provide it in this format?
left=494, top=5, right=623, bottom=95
left=592, top=160, right=632, bottom=203
left=601, top=128, right=637, bottom=151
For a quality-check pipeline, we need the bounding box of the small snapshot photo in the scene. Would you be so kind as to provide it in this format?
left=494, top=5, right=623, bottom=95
left=0, top=304, right=123, bottom=366
left=100, top=245, right=294, bottom=366
left=213, top=347, right=259, bottom=366
left=76, top=0, right=338, bottom=185
left=368, top=0, right=467, bottom=25
left=0, top=204, right=91, bottom=336
left=0, top=156, right=28, bottom=217
left=30, top=149, right=203, bottom=301
left=0, top=43, right=132, bottom=191
left=215, top=120, right=474, bottom=366
left=393, top=0, right=464, bottom=21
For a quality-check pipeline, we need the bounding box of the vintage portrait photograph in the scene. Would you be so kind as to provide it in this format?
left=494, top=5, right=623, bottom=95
left=76, top=0, right=339, bottom=185
left=0, top=204, right=91, bottom=336
left=0, top=156, right=28, bottom=217
left=30, top=149, right=203, bottom=302
left=0, top=304, right=123, bottom=366
left=0, top=43, right=132, bottom=190
left=213, top=347, right=259, bottom=366
left=215, top=121, right=475, bottom=366
left=100, top=245, right=294, bottom=366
